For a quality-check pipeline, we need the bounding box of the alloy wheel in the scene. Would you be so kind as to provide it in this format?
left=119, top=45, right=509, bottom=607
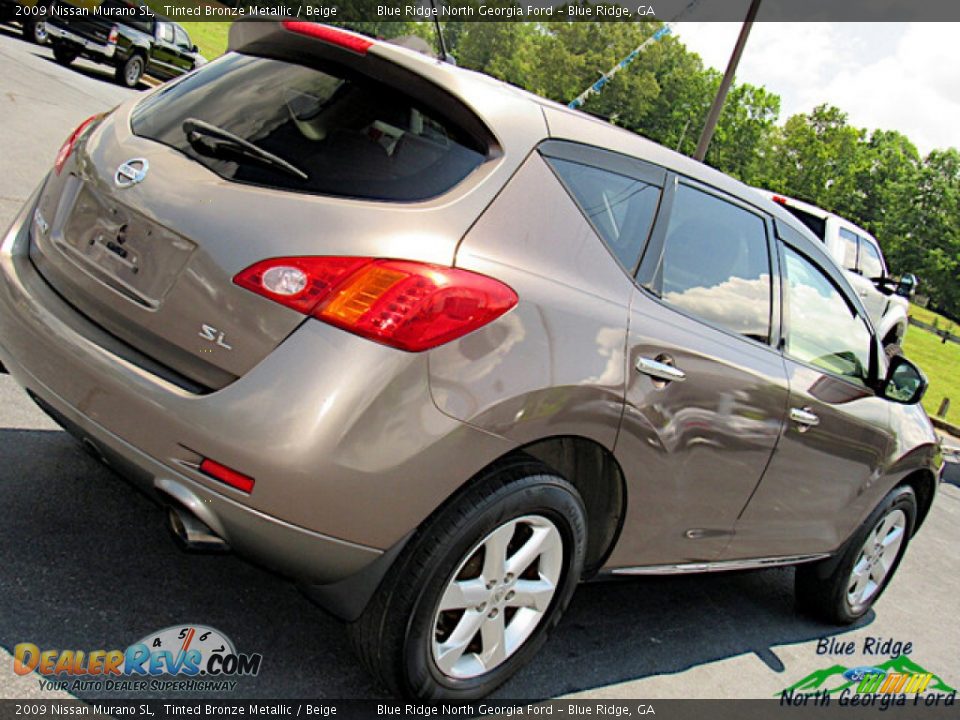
left=846, top=508, right=906, bottom=612
left=126, top=57, right=143, bottom=86
left=31, top=21, right=48, bottom=44
left=431, top=515, right=563, bottom=679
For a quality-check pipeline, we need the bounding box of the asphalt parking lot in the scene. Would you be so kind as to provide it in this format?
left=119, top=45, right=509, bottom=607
left=0, top=26, right=958, bottom=701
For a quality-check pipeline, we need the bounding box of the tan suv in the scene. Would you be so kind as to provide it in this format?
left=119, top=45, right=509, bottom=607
left=0, top=20, right=942, bottom=699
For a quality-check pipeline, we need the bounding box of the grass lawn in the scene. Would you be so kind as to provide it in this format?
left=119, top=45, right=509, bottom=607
left=903, top=326, right=960, bottom=426
left=180, top=22, right=231, bottom=60
left=909, top=302, right=957, bottom=331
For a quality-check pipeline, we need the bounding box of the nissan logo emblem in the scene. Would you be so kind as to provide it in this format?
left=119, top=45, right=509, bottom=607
left=114, top=158, right=149, bottom=188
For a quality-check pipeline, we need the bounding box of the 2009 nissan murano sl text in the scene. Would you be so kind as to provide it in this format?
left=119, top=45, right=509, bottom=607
left=0, top=20, right=943, bottom=699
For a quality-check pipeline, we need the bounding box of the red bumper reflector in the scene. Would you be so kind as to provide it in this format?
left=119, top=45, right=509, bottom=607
left=200, top=458, right=255, bottom=494
left=281, top=21, right=373, bottom=55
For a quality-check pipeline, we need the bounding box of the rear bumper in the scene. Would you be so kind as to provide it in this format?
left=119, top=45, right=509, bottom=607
left=0, top=183, right=514, bottom=592
left=47, top=23, right=116, bottom=59
left=0, top=191, right=379, bottom=586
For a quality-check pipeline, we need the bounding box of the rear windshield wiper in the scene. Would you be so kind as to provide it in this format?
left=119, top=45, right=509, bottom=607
left=182, top=118, right=309, bottom=181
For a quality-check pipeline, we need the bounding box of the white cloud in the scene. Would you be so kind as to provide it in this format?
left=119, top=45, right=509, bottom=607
left=674, top=22, right=960, bottom=155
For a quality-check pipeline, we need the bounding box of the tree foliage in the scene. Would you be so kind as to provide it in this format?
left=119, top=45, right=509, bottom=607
left=345, top=20, right=958, bottom=318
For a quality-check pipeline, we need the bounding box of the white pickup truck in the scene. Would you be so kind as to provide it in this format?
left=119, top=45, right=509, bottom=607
left=756, top=190, right=917, bottom=356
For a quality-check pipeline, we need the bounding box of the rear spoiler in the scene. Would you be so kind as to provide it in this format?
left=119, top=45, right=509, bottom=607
left=227, top=20, right=497, bottom=156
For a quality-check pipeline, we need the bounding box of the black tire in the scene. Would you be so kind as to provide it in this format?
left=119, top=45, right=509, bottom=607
left=116, top=53, right=144, bottom=88
left=25, top=19, right=48, bottom=45
left=796, top=485, right=916, bottom=624
left=52, top=42, right=77, bottom=66
left=349, top=456, right=586, bottom=699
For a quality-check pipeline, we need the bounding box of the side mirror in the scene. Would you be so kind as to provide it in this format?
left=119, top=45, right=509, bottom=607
left=881, top=355, right=927, bottom=405
left=192, top=44, right=199, bottom=54
left=896, top=273, right=918, bottom=298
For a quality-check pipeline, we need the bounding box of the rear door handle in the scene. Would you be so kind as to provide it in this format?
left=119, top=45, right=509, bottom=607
left=790, top=407, right=820, bottom=428
left=636, top=356, right=686, bottom=383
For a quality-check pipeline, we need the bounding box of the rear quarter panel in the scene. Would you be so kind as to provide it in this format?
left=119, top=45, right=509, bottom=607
left=432, top=152, right=632, bottom=450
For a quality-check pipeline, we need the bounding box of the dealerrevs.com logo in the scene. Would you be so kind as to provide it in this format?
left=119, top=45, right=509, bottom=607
left=14, top=625, right=262, bottom=693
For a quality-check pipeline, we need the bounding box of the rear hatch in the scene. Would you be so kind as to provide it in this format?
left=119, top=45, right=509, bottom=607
left=28, top=22, right=541, bottom=391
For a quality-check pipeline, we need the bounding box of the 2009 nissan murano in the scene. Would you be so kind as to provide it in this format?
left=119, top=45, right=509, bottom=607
left=0, top=20, right=942, bottom=699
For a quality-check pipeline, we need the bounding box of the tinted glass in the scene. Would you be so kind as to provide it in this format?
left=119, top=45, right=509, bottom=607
left=782, top=204, right=826, bottom=241
left=131, top=55, right=487, bottom=201
left=659, top=185, right=772, bottom=343
left=173, top=26, right=190, bottom=50
left=859, top=238, right=884, bottom=278
left=547, top=158, right=660, bottom=271
left=783, top=247, right=872, bottom=383
left=838, top=228, right=859, bottom=271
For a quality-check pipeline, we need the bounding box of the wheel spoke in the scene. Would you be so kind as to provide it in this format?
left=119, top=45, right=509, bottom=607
left=849, top=559, right=870, bottom=601
left=506, top=526, right=553, bottom=578
left=479, top=612, right=507, bottom=670
left=482, top=522, right=515, bottom=582
left=880, top=524, right=904, bottom=550
left=875, top=551, right=894, bottom=579
left=435, top=610, right=484, bottom=675
left=850, top=555, right=869, bottom=581
left=508, top=578, right=555, bottom=612
left=881, top=513, right=900, bottom=538
left=439, top=577, right=489, bottom=612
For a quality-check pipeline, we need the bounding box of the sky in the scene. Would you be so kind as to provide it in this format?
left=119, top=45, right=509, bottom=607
left=673, top=22, right=960, bottom=156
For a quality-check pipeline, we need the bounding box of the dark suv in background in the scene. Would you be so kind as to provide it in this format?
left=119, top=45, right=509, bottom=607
left=46, top=0, right=204, bottom=87
left=0, top=20, right=943, bottom=699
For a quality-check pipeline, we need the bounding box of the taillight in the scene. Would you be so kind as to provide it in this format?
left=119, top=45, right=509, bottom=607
left=234, top=257, right=518, bottom=352
left=772, top=195, right=787, bottom=205
left=281, top=20, right=374, bottom=55
left=108, top=25, right=119, bottom=44
left=54, top=114, right=100, bottom=175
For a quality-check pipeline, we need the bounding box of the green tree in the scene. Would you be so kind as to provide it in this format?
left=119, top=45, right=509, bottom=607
left=884, top=149, right=960, bottom=315
left=755, top=105, right=867, bottom=216
left=703, top=81, right=780, bottom=183
left=854, top=129, right=920, bottom=239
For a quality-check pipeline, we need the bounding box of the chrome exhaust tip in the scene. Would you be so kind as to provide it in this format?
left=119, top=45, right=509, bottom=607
left=167, top=505, right=229, bottom=553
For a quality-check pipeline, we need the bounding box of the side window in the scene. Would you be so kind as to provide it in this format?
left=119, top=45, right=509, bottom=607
left=547, top=158, right=661, bottom=272
left=838, top=228, right=859, bottom=271
left=159, top=23, right=175, bottom=44
left=658, top=184, right=772, bottom=344
left=174, top=26, right=191, bottom=51
left=782, top=246, right=872, bottom=384
left=859, top=238, right=884, bottom=278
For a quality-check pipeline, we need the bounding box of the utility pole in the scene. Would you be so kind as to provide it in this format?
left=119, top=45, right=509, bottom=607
left=693, top=0, right=763, bottom=162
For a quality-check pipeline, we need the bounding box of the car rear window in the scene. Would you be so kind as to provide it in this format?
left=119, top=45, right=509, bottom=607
left=131, top=54, right=488, bottom=201
left=782, top=203, right=826, bottom=241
